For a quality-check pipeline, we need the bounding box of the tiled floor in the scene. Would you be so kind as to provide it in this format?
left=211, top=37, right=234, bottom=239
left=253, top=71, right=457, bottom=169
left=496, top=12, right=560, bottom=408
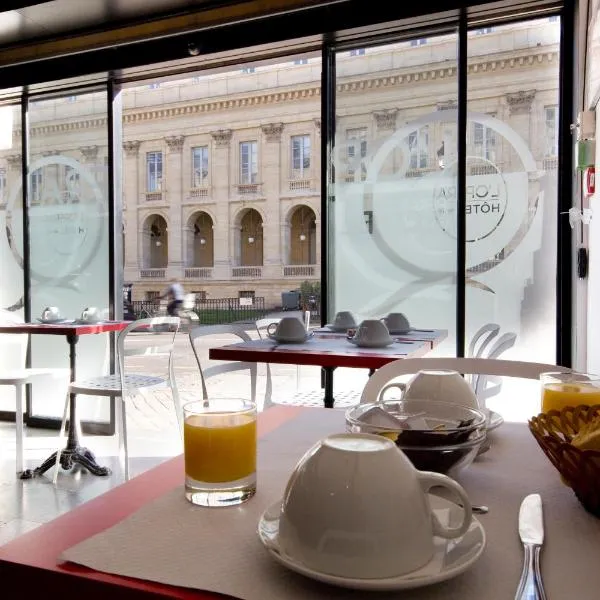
left=0, top=314, right=539, bottom=546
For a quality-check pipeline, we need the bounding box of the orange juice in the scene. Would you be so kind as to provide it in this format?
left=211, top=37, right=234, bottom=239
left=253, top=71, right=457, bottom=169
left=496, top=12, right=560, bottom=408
left=541, top=383, right=600, bottom=413
left=184, top=414, right=256, bottom=483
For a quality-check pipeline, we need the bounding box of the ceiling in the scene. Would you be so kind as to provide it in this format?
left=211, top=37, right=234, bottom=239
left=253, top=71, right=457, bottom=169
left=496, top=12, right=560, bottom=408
left=0, top=0, right=234, bottom=47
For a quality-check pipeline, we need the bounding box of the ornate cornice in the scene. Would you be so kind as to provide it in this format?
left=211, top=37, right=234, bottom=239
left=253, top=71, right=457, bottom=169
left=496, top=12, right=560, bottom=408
left=211, top=129, right=233, bottom=147
left=506, top=89, right=536, bottom=115
left=79, top=145, right=98, bottom=162
left=165, top=135, right=185, bottom=153
left=5, top=154, right=21, bottom=170
left=123, top=140, right=141, bottom=157
left=261, top=123, right=284, bottom=142
left=373, top=108, right=398, bottom=131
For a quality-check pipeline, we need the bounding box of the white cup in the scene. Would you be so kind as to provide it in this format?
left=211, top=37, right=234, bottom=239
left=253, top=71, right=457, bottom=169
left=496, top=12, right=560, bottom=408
left=382, top=312, right=410, bottom=332
left=80, top=306, right=101, bottom=323
left=380, top=369, right=479, bottom=409
left=41, top=306, right=61, bottom=322
left=278, top=433, right=472, bottom=579
left=332, top=311, right=357, bottom=330
left=351, top=319, right=391, bottom=345
left=267, top=317, right=307, bottom=341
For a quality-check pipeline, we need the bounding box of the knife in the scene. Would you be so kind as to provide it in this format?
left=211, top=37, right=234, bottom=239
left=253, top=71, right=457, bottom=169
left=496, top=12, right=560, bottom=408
left=515, top=494, right=547, bottom=600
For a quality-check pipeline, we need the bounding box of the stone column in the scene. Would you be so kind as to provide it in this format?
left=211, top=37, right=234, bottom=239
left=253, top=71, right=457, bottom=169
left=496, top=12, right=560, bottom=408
left=373, top=109, right=398, bottom=176
left=79, top=145, right=100, bottom=184
left=165, top=135, right=185, bottom=280
left=5, top=154, right=22, bottom=210
left=210, top=129, right=232, bottom=280
left=505, top=90, right=536, bottom=150
left=122, top=141, right=140, bottom=278
left=260, top=123, right=284, bottom=278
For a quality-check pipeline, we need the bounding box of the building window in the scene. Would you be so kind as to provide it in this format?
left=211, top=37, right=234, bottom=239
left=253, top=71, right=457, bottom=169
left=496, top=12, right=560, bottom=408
left=146, top=291, right=160, bottom=300
left=350, top=48, right=365, bottom=56
left=241, top=67, right=255, bottom=74
left=64, top=165, right=81, bottom=200
left=146, top=151, right=163, bottom=192
left=291, top=135, right=311, bottom=177
left=239, top=290, right=256, bottom=299
left=346, top=128, right=368, bottom=180
left=545, top=106, right=559, bottom=156
left=408, top=127, right=429, bottom=169
left=30, top=168, right=43, bottom=204
left=148, top=83, right=160, bottom=89
left=472, top=122, right=496, bottom=161
left=66, top=96, right=77, bottom=103
left=240, top=141, right=258, bottom=184
left=410, top=38, right=427, bottom=46
left=549, top=15, right=559, bottom=22
left=294, top=58, right=308, bottom=65
left=192, top=146, right=209, bottom=187
left=475, top=27, right=494, bottom=35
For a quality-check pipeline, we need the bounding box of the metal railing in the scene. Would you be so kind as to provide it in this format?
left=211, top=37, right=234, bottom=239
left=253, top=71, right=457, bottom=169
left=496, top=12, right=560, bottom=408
left=130, top=297, right=269, bottom=325
left=284, top=265, right=316, bottom=277
left=184, top=267, right=212, bottom=278
left=140, top=269, right=166, bottom=278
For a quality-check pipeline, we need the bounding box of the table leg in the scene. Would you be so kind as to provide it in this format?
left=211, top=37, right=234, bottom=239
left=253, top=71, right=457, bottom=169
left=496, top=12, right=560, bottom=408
left=323, top=367, right=335, bottom=408
left=20, top=333, right=111, bottom=480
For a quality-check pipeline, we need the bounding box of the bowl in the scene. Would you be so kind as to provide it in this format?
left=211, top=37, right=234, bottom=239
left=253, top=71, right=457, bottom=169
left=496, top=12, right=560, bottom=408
left=529, top=404, right=600, bottom=517
left=345, top=399, right=488, bottom=477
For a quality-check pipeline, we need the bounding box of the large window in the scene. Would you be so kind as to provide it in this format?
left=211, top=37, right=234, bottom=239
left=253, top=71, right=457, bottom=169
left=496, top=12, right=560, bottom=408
left=346, top=128, right=367, bottom=180
left=291, top=135, right=311, bottom=177
left=30, top=168, right=43, bottom=204
left=192, top=146, right=209, bottom=187
left=146, top=151, right=162, bottom=192
left=240, top=141, right=258, bottom=184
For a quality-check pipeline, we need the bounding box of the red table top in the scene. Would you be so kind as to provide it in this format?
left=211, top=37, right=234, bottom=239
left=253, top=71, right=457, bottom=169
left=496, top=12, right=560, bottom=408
left=0, top=320, right=130, bottom=336
left=0, top=405, right=306, bottom=599
left=209, top=334, right=439, bottom=369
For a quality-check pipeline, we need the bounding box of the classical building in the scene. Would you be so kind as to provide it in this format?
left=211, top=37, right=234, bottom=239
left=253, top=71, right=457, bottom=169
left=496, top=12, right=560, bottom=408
left=0, top=18, right=560, bottom=307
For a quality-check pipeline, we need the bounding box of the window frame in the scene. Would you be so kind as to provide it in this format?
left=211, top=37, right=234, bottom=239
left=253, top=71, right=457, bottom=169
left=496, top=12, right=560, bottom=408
left=192, top=145, right=209, bottom=187
left=291, top=134, right=311, bottom=178
left=146, top=150, right=163, bottom=192
left=239, top=140, right=258, bottom=184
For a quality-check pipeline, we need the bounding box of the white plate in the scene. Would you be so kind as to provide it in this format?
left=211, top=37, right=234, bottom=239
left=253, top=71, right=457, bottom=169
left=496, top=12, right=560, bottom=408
left=36, top=318, right=68, bottom=324
left=324, top=323, right=354, bottom=333
left=258, top=495, right=485, bottom=592
left=486, top=410, right=504, bottom=431
left=348, top=337, right=394, bottom=348
left=269, top=331, right=314, bottom=344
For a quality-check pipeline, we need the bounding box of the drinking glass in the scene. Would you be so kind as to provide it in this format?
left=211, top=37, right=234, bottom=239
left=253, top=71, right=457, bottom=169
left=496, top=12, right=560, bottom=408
left=183, top=399, right=257, bottom=507
left=540, top=372, right=600, bottom=413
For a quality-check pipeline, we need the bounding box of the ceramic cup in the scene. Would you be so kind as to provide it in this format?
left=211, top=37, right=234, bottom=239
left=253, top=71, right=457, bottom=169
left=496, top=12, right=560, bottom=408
left=380, top=369, right=479, bottom=409
left=382, top=312, right=410, bottom=333
left=41, top=306, right=61, bottom=322
left=267, top=317, right=307, bottom=342
left=278, top=433, right=472, bottom=579
left=351, top=319, right=392, bottom=346
left=332, top=311, right=357, bottom=331
left=80, top=306, right=101, bottom=323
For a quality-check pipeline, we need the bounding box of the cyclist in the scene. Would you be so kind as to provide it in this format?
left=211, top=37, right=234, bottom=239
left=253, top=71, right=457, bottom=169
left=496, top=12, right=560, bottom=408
left=160, top=279, right=185, bottom=317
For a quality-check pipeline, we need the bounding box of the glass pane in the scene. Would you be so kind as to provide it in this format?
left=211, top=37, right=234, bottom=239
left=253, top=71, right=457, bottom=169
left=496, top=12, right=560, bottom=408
left=332, top=35, right=458, bottom=355
left=0, top=105, right=24, bottom=413
left=466, top=18, right=560, bottom=372
left=27, top=89, right=111, bottom=423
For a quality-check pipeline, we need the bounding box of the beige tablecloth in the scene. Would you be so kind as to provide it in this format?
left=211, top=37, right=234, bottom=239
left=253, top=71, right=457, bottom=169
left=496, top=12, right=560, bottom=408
left=61, top=410, right=600, bottom=599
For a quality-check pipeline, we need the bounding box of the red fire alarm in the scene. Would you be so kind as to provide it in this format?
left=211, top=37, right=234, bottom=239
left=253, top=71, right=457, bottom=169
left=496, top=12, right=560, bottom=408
left=585, top=166, right=595, bottom=196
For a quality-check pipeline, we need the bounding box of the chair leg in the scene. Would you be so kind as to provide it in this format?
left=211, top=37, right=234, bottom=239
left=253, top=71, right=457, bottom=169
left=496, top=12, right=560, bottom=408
left=171, top=381, right=183, bottom=437
left=15, top=384, right=24, bottom=474
left=53, top=390, right=71, bottom=485
left=118, top=396, right=130, bottom=481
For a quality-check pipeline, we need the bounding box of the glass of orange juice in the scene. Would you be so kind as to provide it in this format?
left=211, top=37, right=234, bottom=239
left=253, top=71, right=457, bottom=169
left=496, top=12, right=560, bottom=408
left=183, top=399, right=257, bottom=507
left=541, top=372, right=600, bottom=413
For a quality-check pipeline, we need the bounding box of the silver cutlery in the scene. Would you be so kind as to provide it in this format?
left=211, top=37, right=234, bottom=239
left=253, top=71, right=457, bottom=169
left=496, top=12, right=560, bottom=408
left=515, top=493, right=547, bottom=600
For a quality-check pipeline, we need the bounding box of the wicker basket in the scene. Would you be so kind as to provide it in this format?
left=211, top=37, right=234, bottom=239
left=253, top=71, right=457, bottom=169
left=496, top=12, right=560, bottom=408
left=529, top=404, right=600, bottom=517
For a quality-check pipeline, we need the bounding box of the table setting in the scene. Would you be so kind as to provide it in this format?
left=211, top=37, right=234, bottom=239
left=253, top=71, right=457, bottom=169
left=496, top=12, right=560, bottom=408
left=49, top=367, right=600, bottom=599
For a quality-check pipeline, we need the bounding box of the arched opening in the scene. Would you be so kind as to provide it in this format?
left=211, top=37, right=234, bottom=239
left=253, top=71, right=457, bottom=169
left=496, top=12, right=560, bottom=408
left=240, top=209, right=263, bottom=266
left=289, top=205, right=316, bottom=264
left=143, top=214, right=168, bottom=268
left=189, top=212, right=214, bottom=267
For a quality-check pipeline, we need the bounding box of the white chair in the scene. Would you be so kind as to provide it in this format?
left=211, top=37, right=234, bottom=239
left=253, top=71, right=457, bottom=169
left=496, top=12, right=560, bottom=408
left=55, top=316, right=181, bottom=482
left=0, top=310, right=69, bottom=474
left=189, top=324, right=258, bottom=404
left=359, top=357, right=573, bottom=407
left=255, top=315, right=361, bottom=409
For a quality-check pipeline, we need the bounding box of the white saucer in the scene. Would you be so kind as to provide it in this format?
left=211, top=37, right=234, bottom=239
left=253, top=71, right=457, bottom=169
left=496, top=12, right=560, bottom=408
left=269, top=331, right=313, bottom=344
left=324, top=323, right=355, bottom=333
left=486, top=410, right=504, bottom=431
left=348, top=337, right=394, bottom=348
left=258, top=495, right=485, bottom=591
left=388, top=328, right=411, bottom=335
left=36, top=318, right=67, bottom=324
